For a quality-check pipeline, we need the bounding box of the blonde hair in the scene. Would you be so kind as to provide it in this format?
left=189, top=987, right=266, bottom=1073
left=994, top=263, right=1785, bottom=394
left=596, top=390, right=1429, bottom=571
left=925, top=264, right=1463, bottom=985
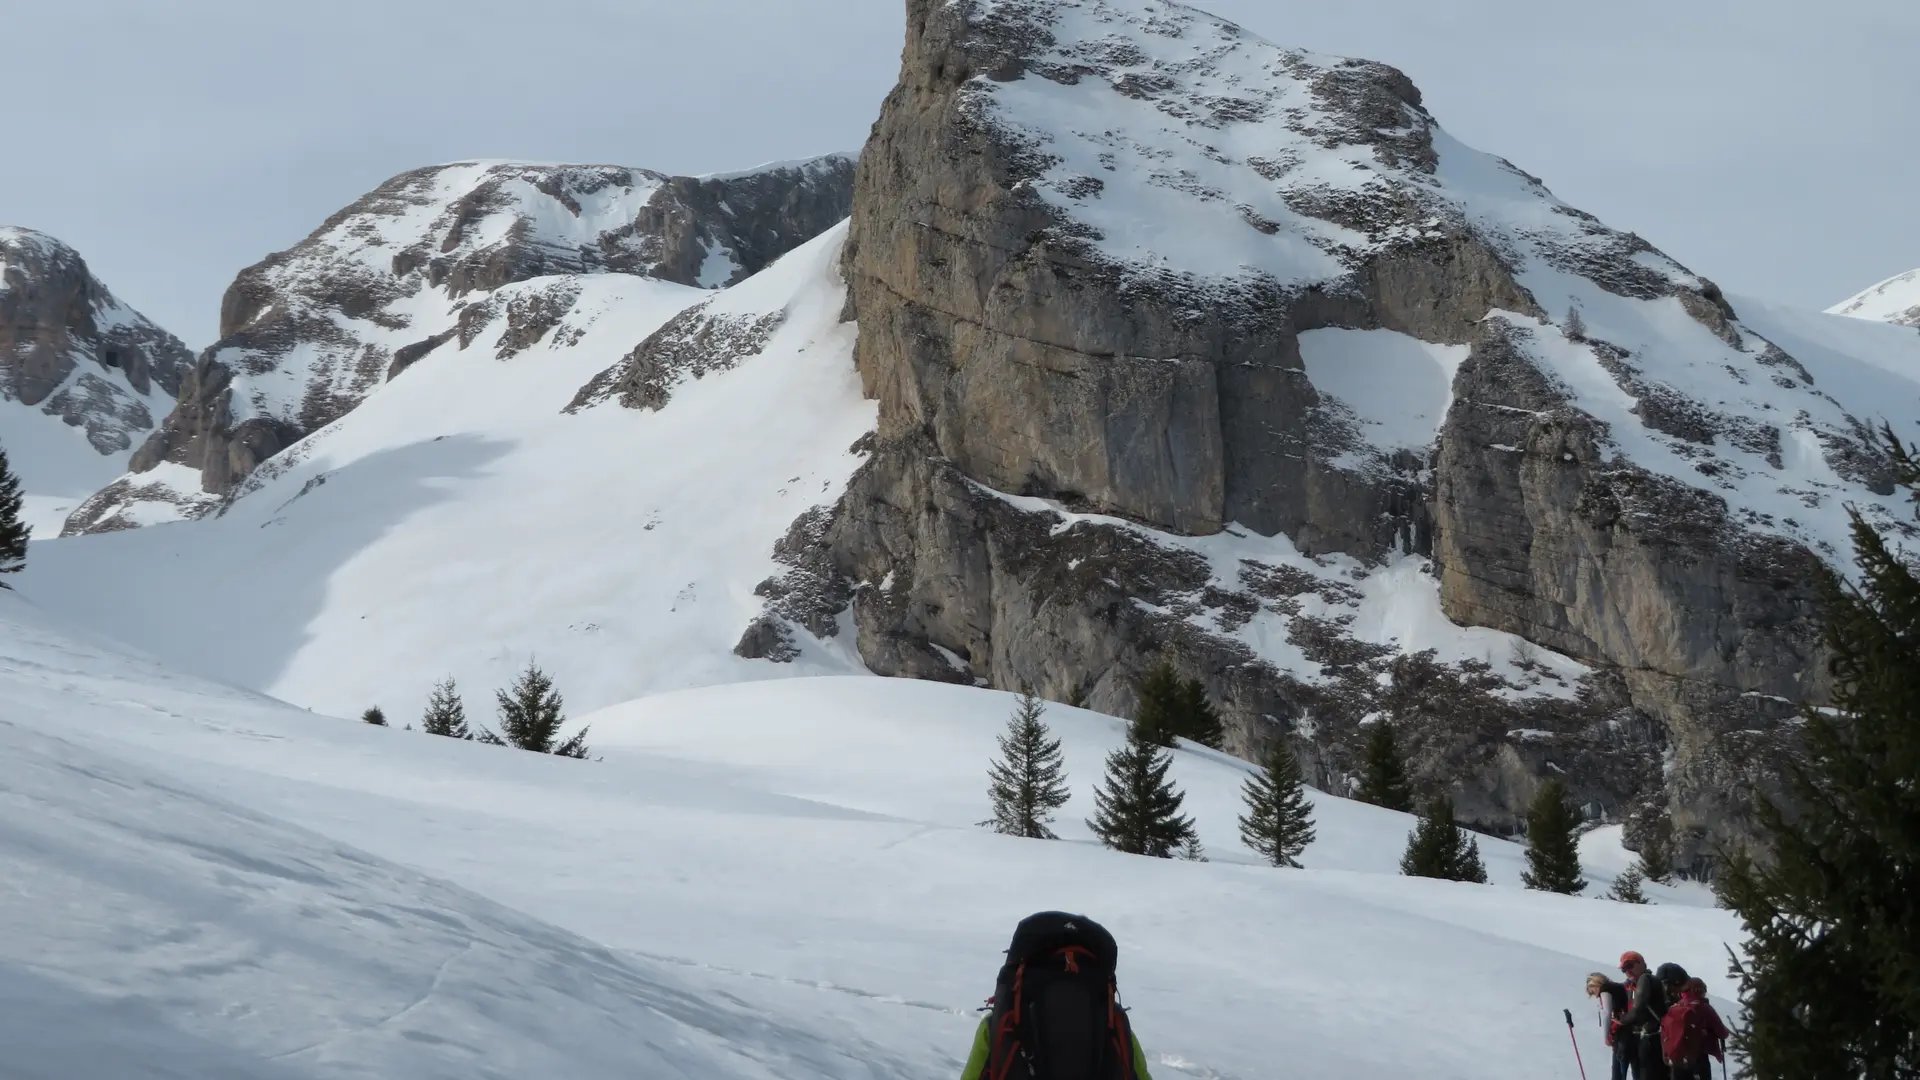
left=1586, top=972, right=1609, bottom=994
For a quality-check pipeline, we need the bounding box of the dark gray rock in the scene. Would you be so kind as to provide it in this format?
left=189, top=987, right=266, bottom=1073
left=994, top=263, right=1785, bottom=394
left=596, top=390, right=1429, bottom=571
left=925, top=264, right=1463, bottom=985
left=0, top=227, right=193, bottom=454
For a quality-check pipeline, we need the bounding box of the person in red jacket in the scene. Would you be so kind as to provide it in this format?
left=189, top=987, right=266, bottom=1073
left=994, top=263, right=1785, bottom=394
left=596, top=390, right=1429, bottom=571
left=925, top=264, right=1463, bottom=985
left=1663, top=978, right=1731, bottom=1080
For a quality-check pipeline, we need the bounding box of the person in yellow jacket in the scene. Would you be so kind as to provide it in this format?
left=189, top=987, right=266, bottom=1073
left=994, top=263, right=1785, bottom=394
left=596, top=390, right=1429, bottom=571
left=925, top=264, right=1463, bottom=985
left=961, top=911, right=1153, bottom=1080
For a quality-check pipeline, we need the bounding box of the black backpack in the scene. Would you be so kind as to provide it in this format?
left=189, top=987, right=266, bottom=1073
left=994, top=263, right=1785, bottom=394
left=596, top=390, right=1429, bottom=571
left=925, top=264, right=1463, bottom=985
left=985, top=912, right=1136, bottom=1080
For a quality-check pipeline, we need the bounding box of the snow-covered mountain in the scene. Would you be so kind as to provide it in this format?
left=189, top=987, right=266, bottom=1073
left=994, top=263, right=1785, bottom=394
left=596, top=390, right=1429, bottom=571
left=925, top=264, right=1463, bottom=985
left=27, top=0, right=1918, bottom=880
left=789, top=0, right=1920, bottom=868
left=1, top=584, right=1735, bottom=1078
left=0, top=227, right=193, bottom=535
left=1829, top=267, right=1920, bottom=327
left=67, top=154, right=854, bottom=533
left=25, top=225, right=873, bottom=722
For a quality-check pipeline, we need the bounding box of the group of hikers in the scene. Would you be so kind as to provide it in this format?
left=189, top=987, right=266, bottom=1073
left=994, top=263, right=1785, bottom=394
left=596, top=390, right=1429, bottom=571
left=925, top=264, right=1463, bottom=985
left=1584, top=951, right=1731, bottom=1080
left=959, top=912, right=1730, bottom=1080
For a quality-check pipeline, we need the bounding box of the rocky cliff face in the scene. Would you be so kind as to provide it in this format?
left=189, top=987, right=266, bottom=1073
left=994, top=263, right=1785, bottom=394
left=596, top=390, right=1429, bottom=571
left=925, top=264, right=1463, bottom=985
left=0, top=227, right=193, bottom=456
left=69, top=156, right=855, bottom=533
left=730, top=0, right=1920, bottom=871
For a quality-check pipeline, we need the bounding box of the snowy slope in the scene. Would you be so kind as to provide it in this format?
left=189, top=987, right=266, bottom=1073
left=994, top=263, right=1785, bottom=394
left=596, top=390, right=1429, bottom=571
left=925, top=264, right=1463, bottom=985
left=71, top=155, right=854, bottom=530
left=1828, top=267, right=1920, bottom=327
left=2, top=586, right=1739, bottom=1079
left=23, top=225, right=875, bottom=722
left=0, top=227, right=193, bottom=536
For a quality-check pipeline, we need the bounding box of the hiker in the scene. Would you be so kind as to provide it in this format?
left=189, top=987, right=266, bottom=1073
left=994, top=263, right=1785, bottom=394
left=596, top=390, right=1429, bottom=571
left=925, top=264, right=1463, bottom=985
left=1587, top=972, right=1632, bottom=1080
left=1661, top=978, right=1730, bottom=1080
left=1617, top=951, right=1671, bottom=1080
left=960, top=911, right=1152, bottom=1080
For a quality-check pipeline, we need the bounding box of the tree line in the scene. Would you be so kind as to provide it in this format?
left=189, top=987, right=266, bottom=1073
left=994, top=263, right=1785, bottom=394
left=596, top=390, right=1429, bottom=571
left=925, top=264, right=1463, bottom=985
left=983, top=658, right=1601, bottom=893
left=360, top=661, right=591, bottom=758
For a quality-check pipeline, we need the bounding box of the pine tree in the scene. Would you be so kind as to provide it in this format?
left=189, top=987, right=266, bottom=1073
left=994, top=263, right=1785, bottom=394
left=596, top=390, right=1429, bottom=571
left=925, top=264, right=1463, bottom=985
left=1520, top=779, right=1587, bottom=894
left=1132, top=660, right=1184, bottom=748
left=1564, top=305, right=1588, bottom=341
left=1714, top=425, right=1920, bottom=1080
left=1400, top=794, right=1465, bottom=879
left=0, top=441, right=27, bottom=588
left=1635, top=827, right=1674, bottom=884
left=421, top=677, right=472, bottom=739
left=984, top=688, right=1071, bottom=839
left=1088, top=720, right=1197, bottom=858
left=1178, top=835, right=1208, bottom=862
left=1458, top=835, right=1490, bottom=884
left=1606, top=866, right=1650, bottom=904
left=1356, top=720, right=1413, bottom=812
left=1068, top=685, right=1088, bottom=710
left=481, top=662, right=590, bottom=757
left=1175, top=676, right=1225, bottom=749
left=1238, top=737, right=1316, bottom=868
left=362, top=706, right=387, bottom=726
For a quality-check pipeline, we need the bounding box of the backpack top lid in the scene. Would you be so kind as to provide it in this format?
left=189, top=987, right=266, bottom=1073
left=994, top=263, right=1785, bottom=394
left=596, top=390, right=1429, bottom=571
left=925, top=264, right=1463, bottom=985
left=999, top=911, right=1119, bottom=984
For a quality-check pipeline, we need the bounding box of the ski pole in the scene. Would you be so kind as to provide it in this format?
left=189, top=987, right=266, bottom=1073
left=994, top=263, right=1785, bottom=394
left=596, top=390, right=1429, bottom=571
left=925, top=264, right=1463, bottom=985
left=1563, top=1009, right=1589, bottom=1080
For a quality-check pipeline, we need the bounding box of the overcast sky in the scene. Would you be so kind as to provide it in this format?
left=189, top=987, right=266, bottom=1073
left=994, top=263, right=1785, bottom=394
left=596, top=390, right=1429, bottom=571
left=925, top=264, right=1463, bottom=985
left=10, top=0, right=1915, bottom=349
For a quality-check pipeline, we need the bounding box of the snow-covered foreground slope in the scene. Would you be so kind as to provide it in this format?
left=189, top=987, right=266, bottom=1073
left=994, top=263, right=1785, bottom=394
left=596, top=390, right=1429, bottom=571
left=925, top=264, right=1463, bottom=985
left=21, top=225, right=875, bottom=721
left=1828, top=267, right=1920, bottom=327
left=4, top=588, right=1739, bottom=1079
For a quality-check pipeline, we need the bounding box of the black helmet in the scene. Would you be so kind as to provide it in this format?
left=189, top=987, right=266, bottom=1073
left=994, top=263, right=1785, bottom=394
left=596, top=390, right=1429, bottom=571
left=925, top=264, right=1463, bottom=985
left=1655, top=962, right=1689, bottom=986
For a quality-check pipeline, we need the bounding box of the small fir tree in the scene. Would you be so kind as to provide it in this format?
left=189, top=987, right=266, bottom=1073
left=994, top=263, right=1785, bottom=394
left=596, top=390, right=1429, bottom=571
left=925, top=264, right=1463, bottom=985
left=1131, top=660, right=1185, bottom=748
left=1401, top=793, right=1470, bottom=879
left=361, top=706, right=388, bottom=727
left=1174, top=675, right=1225, bottom=749
left=1178, top=835, right=1208, bottom=862
left=1606, top=866, right=1650, bottom=904
left=421, top=677, right=473, bottom=739
left=1564, top=305, right=1588, bottom=341
left=0, top=441, right=27, bottom=587
left=481, top=661, right=590, bottom=757
left=1238, top=737, right=1317, bottom=868
left=984, top=688, right=1071, bottom=839
left=1356, top=720, right=1413, bottom=812
left=1088, top=719, right=1197, bottom=858
left=1458, top=835, right=1490, bottom=884
left=1714, top=425, right=1920, bottom=1080
left=1635, top=827, right=1675, bottom=884
left=1068, top=685, right=1088, bottom=710
left=1520, top=779, right=1587, bottom=894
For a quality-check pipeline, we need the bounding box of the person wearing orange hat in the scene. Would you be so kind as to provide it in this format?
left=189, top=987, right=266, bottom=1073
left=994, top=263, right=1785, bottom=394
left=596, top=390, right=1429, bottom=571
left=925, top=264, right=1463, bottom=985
left=1616, top=951, right=1672, bottom=1080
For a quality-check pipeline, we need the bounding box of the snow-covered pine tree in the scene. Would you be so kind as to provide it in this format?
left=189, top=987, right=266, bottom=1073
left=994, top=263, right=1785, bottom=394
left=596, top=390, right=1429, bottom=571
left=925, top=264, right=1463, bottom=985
left=1716, top=425, right=1920, bottom=1080
left=1131, top=660, right=1184, bottom=748
left=1356, top=720, right=1413, bottom=812
left=0, top=441, right=27, bottom=587
left=482, top=662, right=590, bottom=757
left=1520, top=779, right=1587, bottom=894
left=421, top=677, right=472, bottom=739
left=1178, top=835, right=1208, bottom=862
left=984, top=688, right=1070, bottom=839
left=361, top=706, right=387, bottom=727
left=1606, top=866, right=1650, bottom=904
left=1088, top=719, right=1196, bottom=858
left=1238, top=736, right=1316, bottom=867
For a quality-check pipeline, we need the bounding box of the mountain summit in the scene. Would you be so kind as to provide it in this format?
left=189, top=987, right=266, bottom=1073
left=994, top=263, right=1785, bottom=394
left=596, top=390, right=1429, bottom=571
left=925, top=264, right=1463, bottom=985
left=67, top=156, right=855, bottom=533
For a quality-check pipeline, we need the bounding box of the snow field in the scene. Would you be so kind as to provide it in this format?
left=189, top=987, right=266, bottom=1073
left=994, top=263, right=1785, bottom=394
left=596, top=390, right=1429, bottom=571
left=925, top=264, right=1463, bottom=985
left=3, top=586, right=1741, bottom=1080
left=20, top=225, right=876, bottom=722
